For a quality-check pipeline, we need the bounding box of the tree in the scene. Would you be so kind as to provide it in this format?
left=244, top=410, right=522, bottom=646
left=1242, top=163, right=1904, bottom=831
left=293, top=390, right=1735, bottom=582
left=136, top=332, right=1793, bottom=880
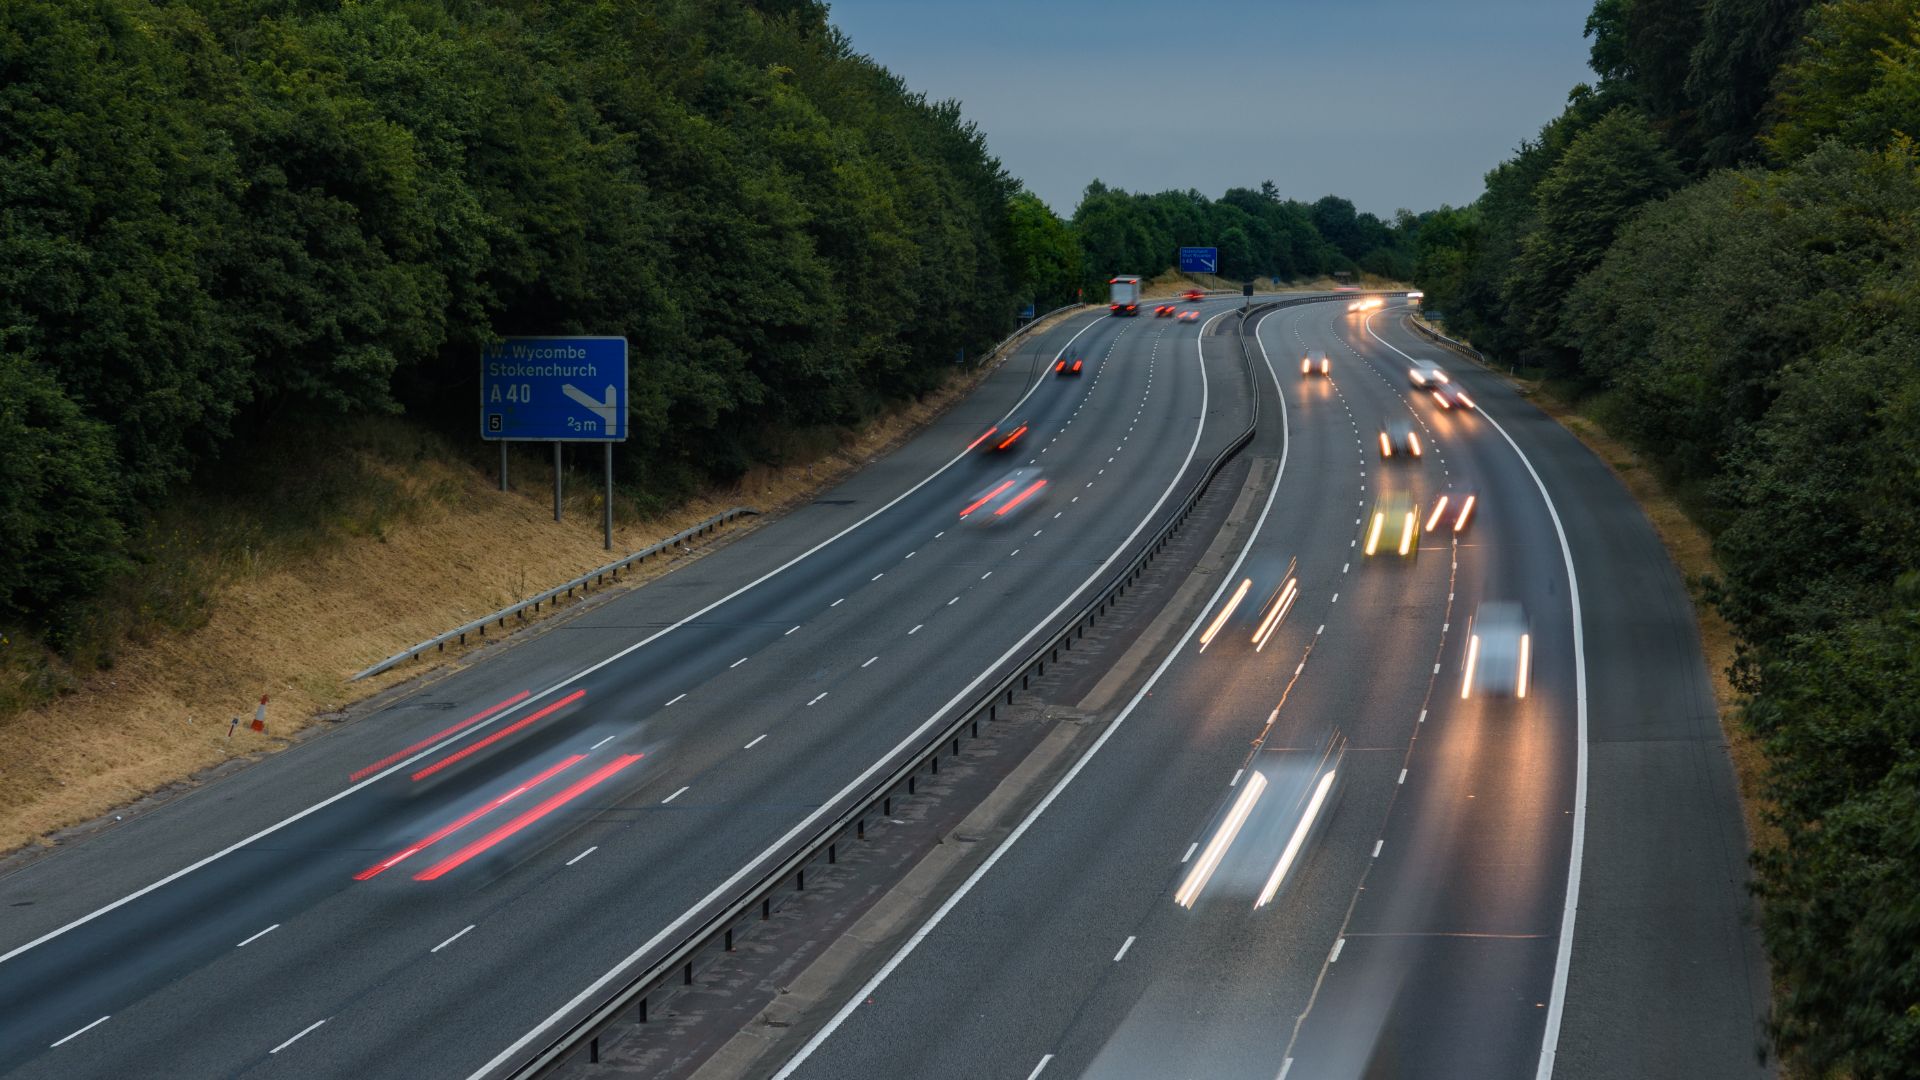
left=1765, top=0, right=1920, bottom=162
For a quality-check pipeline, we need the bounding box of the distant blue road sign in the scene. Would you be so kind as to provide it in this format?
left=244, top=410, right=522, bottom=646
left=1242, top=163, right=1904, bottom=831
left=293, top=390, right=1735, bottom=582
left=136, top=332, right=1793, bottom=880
left=481, top=336, right=629, bottom=442
left=1179, top=246, right=1219, bottom=274
left=1020, top=302, right=1036, bottom=320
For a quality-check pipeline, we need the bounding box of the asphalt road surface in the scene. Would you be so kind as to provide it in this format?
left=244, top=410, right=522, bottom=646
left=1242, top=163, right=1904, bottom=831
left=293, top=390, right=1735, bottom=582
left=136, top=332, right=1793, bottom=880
left=767, top=300, right=1767, bottom=1080
left=0, top=297, right=1263, bottom=1079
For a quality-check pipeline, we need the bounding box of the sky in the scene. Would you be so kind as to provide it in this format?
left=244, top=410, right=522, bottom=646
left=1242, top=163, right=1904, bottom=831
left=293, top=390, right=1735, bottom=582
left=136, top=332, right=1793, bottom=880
left=823, top=0, right=1600, bottom=218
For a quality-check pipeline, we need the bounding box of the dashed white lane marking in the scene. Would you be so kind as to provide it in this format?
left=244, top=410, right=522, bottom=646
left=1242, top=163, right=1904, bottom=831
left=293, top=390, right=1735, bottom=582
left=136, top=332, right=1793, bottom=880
left=50, top=1015, right=110, bottom=1048
left=665, top=693, right=686, bottom=707
left=432, top=925, right=475, bottom=953
left=1230, top=768, right=1244, bottom=787
left=905, top=551, right=915, bottom=559
left=862, top=656, right=879, bottom=668
left=785, top=625, right=800, bottom=636
left=1027, top=1055, right=1055, bottom=1080
left=1418, top=709, right=1428, bottom=723
left=1113, top=935, right=1137, bottom=962
left=831, top=597, right=845, bottom=607
left=981, top=571, right=993, bottom=580
left=1433, top=664, right=1442, bottom=674
left=663, top=786, right=689, bottom=803
left=1329, top=938, right=1346, bottom=964
left=1398, top=768, right=1408, bottom=784
left=566, top=846, right=598, bottom=866
left=589, top=735, right=616, bottom=751
left=909, top=624, right=924, bottom=635
left=270, top=1018, right=329, bottom=1054
left=743, top=734, right=768, bottom=750
left=1034, top=529, right=1044, bottom=537
left=1372, top=840, right=1384, bottom=858
left=730, top=657, right=748, bottom=669
left=808, top=693, right=828, bottom=707
left=934, top=531, right=944, bottom=539
left=947, top=597, right=959, bottom=606
left=1331, top=593, right=1340, bottom=603
left=1182, top=842, right=1199, bottom=863
left=237, top=924, right=280, bottom=948
left=1010, top=549, right=1020, bottom=557
left=871, top=573, right=884, bottom=582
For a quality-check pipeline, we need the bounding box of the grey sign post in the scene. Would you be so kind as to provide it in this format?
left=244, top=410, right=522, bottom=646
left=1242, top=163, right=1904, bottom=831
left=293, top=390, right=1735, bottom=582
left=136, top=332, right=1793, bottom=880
left=481, top=336, right=630, bottom=549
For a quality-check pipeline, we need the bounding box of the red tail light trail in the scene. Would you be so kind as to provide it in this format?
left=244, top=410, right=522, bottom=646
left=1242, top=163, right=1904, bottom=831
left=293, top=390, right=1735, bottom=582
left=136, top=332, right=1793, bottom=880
left=411, top=689, right=587, bottom=782
left=350, top=691, right=531, bottom=781
left=414, top=754, right=643, bottom=880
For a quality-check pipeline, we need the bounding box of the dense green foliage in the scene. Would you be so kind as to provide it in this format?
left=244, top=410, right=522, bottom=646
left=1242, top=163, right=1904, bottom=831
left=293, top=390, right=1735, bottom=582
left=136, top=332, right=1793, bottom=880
left=1067, top=179, right=1420, bottom=289
left=1416, top=1, right=1920, bottom=1071
left=1, top=0, right=1033, bottom=634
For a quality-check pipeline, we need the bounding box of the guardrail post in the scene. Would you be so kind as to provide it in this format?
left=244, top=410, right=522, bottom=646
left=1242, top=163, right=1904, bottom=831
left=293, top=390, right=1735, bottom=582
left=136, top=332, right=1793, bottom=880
left=684, top=962, right=693, bottom=985
left=640, top=997, right=648, bottom=1023
left=725, top=928, right=734, bottom=952
left=828, top=843, right=837, bottom=865
left=590, top=1036, right=599, bottom=1064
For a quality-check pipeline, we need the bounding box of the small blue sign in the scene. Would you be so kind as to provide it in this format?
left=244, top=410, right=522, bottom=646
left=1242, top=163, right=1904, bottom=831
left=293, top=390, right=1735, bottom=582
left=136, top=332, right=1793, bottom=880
left=1019, top=302, right=1036, bottom=320
left=481, top=336, right=629, bottom=442
left=1178, top=246, right=1219, bottom=274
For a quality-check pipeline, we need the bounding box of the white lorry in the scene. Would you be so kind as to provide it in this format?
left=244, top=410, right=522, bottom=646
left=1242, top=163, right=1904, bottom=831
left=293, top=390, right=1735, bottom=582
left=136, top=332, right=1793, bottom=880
left=1108, top=275, right=1142, bottom=316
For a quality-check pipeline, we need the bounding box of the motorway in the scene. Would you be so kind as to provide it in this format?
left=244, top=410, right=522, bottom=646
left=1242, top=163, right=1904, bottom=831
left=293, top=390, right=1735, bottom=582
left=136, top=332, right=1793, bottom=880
left=766, top=300, right=1768, bottom=1080
left=0, top=296, right=1260, bottom=1077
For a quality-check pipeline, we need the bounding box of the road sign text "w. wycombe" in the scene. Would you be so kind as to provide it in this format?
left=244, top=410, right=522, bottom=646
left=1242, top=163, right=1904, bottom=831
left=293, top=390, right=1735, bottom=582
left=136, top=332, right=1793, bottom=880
left=481, top=336, right=629, bottom=442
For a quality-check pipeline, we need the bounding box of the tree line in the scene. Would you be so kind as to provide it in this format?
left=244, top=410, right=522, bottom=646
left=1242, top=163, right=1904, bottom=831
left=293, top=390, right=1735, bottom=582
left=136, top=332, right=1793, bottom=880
left=2, top=0, right=1027, bottom=639
left=1409, top=1, right=1920, bottom=1072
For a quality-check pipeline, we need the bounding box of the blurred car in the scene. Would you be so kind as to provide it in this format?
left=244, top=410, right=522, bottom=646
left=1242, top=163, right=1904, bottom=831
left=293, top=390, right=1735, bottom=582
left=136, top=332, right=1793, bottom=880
left=968, top=418, right=1031, bottom=453
left=1054, top=357, right=1084, bottom=377
left=1178, top=310, right=1200, bottom=323
left=1406, top=290, right=1425, bottom=302
left=1422, top=491, right=1477, bottom=535
left=1364, top=493, right=1421, bottom=558
left=1300, top=352, right=1331, bottom=377
left=1462, top=601, right=1531, bottom=698
left=1426, top=382, right=1475, bottom=410
left=1182, top=289, right=1206, bottom=302
left=1378, top=417, right=1422, bottom=458
left=1154, top=304, right=1177, bottom=318
left=1408, top=359, right=1450, bottom=387
left=959, top=467, right=1048, bottom=522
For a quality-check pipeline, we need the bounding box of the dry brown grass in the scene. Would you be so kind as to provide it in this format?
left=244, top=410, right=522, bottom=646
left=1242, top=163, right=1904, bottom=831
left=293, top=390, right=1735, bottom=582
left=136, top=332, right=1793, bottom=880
left=0, top=319, right=1071, bottom=856
left=1139, top=269, right=1405, bottom=298
left=1408, top=317, right=1775, bottom=850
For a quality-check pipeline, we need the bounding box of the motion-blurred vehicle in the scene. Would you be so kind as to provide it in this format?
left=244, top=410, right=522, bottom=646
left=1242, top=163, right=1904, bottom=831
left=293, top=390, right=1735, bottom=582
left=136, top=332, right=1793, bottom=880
left=959, top=467, right=1048, bottom=522
left=1364, top=493, right=1421, bottom=558
left=1426, top=381, right=1475, bottom=410
left=1154, top=304, right=1176, bottom=318
left=1178, top=310, right=1200, bottom=323
left=1406, top=290, right=1425, bottom=302
left=1378, top=417, right=1422, bottom=458
left=1109, top=275, right=1142, bottom=316
left=1346, top=296, right=1385, bottom=313
left=1300, top=352, right=1331, bottom=376
left=1054, top=357, right=1084, bottom=377
left=1408, top=359, right=1450, bottom=387
left=1462, top=601, right=1531, bottom=699
left=968, top=418, right=1031, bottom=453
left=1182, top=288, right=1206, bottom=302
left=1423, top=491, right=1477, bottom=535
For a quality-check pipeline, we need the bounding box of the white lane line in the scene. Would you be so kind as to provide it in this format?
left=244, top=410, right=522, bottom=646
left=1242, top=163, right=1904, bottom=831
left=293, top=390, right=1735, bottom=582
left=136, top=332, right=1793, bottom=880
left=50, top=1015, right=110, bottom=1048
left=1182, top=842, right=1198, bottom=863
left=494, top=309, right=1234, bottom=1080
left=934, top=531, right=945, bottom=539
left=831, top=597, right=845, bottom=607
left=1027, top=1055, right=1055, bottom=1080
left=785, top=625, right=801, bottom=636
left=1317, top=625, right=1325, bottom=635
left=1398, top=769, right=1408, bottom=784
left=743, top=734, right=768, bottom=750
left=566, top=847, right=598, bottom=866
left=1034, top=529, right=1044, bottom=537
left=1329, top=938, right=1345, bottom=963
left=663, top=786, right=688, bottom=804
left=1418, top=709, right=1428, bottom=723
left=1331, top=593, right=1339, bottom=603
left=808, top=693, right=828, bottom=707
left=730, top=657, right=748, bottom=669
left=1113, top=935, right=1137, bottom=962
left=981, top=571, right=992, bottom=581
left=1433, top=663, right=1442, bottom=674
left=236, top=924, right=280, bottom=948
left=270, top=1019, right=328, bottom=1054
left=769, top=305, right=1279, bottom=1080
left=871, top=573, right=884, bottom=582
left=431, top=925, right=475, bottom=953
left=0, top=320, right=1125, bottom=975
left=590, top=735, right=616, bottom=751
left=905, top=551, right=915, bottom=559
left=1010, top=549, right=1020, bottom=557
left=665, top=693, right=686, bottom=707
left=1229, top=768, right=1244, bottom=787
left=947, top=596, right=959, bottom=606
left=1372, top=840, right=1384, bottom=857
left=862, top=656, right=879, bottom=668
left=1343, top=562, right=1350, bottom=573
left=909, top=624, right=924, bottom=635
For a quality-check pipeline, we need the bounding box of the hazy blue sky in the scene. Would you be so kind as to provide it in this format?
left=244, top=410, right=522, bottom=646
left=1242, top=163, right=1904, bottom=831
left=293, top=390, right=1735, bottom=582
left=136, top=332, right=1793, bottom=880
left=823, top=0, right=1599, bottom=217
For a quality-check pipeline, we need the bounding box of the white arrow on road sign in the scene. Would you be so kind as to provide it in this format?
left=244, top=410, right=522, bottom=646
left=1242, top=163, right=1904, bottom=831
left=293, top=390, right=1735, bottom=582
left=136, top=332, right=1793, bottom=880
left=562, top=384, right=621, bottom=438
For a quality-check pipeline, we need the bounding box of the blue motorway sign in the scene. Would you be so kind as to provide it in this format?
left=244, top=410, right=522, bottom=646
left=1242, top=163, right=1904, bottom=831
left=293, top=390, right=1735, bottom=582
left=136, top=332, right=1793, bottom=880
left=1178, top=246, right=1218, bottom=274
left=481, top=336, right=629, bottom=442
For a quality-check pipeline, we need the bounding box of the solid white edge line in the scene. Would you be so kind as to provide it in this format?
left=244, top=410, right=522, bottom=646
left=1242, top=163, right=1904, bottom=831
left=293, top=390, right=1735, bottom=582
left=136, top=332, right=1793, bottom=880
left=767, top=305, right=1290, bottom=1080
left=270, top=1018, right=328, bottom=1054
left=49, top=1015, right=110, bottom=1048
left=1363, top=311, right=1587, bottom=1080
left=432, top=925, right=476, bottom=953
left=0, top=311, right=1116, bottom=974
left=236, top=923, right=280, bottom=948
